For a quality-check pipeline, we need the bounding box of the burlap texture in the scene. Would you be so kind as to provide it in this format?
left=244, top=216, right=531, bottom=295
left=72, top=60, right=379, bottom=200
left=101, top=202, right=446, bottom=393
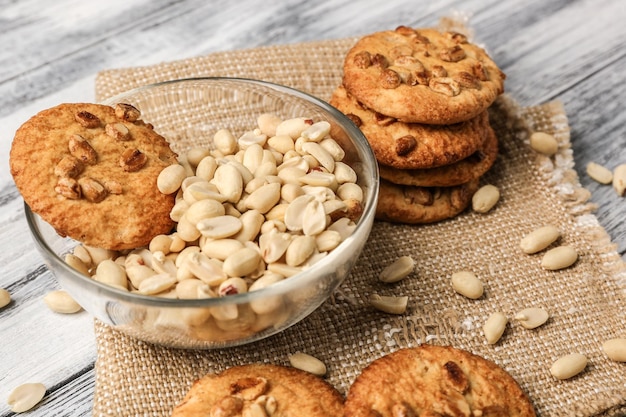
left=92, top=37, right=626, bottom=416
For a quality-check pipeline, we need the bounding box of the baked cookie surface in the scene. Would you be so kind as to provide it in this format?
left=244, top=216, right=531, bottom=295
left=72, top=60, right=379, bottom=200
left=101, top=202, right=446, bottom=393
left=378, top=123, right=498, bottom=187
left=342, top=27, right=505, bottom=124
left=10, top=103, right=177, bottom=250
left=330, top=85, right=490, bottom=169
left=170, top=364, right=344, bottom=417
left=376, top=178, right=479, bottom=224
left=344, top=345, right=536, bottom=417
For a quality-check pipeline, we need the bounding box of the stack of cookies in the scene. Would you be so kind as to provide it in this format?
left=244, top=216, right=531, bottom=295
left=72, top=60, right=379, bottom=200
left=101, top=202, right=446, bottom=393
left=330, top=26, right=506, bottom=224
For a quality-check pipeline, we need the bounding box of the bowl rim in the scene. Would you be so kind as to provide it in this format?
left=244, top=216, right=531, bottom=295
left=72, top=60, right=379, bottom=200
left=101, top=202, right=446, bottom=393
left=26, top=76, right=380, bottom=308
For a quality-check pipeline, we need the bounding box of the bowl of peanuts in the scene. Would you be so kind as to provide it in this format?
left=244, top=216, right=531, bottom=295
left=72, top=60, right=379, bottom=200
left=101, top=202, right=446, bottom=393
left=26, top=77, right=379, bottom=349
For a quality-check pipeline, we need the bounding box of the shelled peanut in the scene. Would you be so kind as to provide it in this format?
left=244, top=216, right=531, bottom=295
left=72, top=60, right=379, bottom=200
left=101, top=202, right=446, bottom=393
left=62, top=113, right=365, bottom=334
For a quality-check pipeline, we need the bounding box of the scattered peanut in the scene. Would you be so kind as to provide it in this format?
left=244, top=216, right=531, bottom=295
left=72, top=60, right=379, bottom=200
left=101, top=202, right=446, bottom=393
left=378, top=255, right=415, bottom=283
left=369, top=294, right=408, bottom=314
left=514, top=307, right=549, bottom=329
left=529, top=131, right=559, bottom=156
left=541, top=245, right=578, bottom=270
left=586, top=162, right=613, bottom=184
left=471, top=184, right=500, bottom=213
left=451, top=271, right=484, bottom=299
left=613, top=164, right=626, bottom=196
left=288, top=352, right=327, bottom=376
left=483, top=312, right=508, bottom=344
left=602, top=338, right=626, bottom=362
left=0, top=288, right=11, bottom=308
left=519, top=225, right=560, bottom=254
left=550, top=353, right=587, bottom=380
left=7, top=382, right=46, bottom=413
left=43, top=290, right=82, bottom=314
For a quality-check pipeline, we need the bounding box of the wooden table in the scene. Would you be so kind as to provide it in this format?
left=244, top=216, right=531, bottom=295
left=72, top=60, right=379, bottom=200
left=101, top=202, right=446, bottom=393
left=1, top=0, right=624, bottom=415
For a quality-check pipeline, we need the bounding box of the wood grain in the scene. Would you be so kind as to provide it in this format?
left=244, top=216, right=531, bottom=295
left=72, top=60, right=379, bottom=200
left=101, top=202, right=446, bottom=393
left=1, top=0, right=624, bottom=415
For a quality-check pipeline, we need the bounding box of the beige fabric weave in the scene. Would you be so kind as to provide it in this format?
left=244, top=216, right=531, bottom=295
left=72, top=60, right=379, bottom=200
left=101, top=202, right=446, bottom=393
left=93, top=37, right=626, bottom=417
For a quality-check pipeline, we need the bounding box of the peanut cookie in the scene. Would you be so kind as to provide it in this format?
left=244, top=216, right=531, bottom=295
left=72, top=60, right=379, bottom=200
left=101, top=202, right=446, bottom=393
left=344, top=345, right=536, bottom=417
left=376, top=178, right=479, bottom=224
left=378, top=123, right=498, bottom=187
left=330, top=85, right=489, bottom=169
left=10, top=103, right=177, bottom=250
left=342, top=27, right=505, bottom=124
left=171, top=364, right=344, bottom=416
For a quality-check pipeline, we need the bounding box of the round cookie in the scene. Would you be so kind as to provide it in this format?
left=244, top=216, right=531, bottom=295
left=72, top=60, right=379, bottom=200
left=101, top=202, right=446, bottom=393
left=330, top=85, right=490, bottom=169
left=342, top=26, right=505, bottom=125
left=376, top=178, right=479, bottom=224
left=344, top=345, right=536, bottom=417
left=378, top=123, right=498, bottom=187
left=10, top=103, right=178, bottom=250
left=171, top=364, right=344, bottom=416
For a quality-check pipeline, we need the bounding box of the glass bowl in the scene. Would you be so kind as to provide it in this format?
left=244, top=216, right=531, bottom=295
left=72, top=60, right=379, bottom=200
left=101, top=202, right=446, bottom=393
left=25, top=77, right=379, bottom=349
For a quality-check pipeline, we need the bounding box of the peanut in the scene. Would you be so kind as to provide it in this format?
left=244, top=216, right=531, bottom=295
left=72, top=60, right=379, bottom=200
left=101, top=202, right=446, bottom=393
left=43, top=290, right=82, bottom=314
left=472, top=184, right=500, bottom=213
left=520, top=225, right=560, bottom=254
left=138, top=273, right=177, bottom=295
left=0, top=288, right=11, bottom=308
left=202, top=239, right=245, bottom=261
left=514, top=307, right=549, bottom=329
left=586, top=162, right=613, bottom=184
left=285, top=235, right=316, bottom=267
left=64, top=253, right=90, bottom=276
left=550, top=353, right=587, bottom=380
left=315, top=230, right=342, bottom=252
left=7, top=382, right=46, bottom=413
left=483, top=312, right=507, bottom=344
left=197, top=215, right=243, bottom=239
left=541, top=245, right=578, bottom=270
left=223, top=247, right=261, bottom=277
left=529, top=131, right=558, bottom=155
left=451, top=271, right=484, bottom=299
left=249, top=273, right=284, bottom=314
left=602, top=338, right=626, bottom=362
left=114, top=103, right=140, bottom=122
left=105, top=122, right=130, bottom=141
left=257, top=113, right=282, bottom=137
left=157, top=164, right=187, bottom=194
left=613, top=164, right=626, bottom=196
left=369, top=294, right=408, bottom=314
left=288, top=352, right=327, bottom=376
left=302, top=199, right=327, bottom=236
left=379, top=256, right=415, bottom=283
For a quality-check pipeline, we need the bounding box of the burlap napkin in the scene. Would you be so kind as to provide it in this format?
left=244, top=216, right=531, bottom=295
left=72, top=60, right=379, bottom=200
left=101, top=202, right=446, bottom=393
left=93, top=36, right=626, bottom=417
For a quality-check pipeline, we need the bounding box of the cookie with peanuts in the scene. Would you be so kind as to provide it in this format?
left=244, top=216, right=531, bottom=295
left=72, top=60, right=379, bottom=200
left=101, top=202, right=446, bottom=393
left=344, top=344, right=536, bottom=417
left=377, top=122, right=498, bottom=187
left=375, top=178, right=479, bottom=224
left=342, top=26, right=505, bottom=124
left=170, top=363, right=344, bottom=417
left=10, top=102, right=178, bottom=250
left=330, top=85, right=490, bottom=170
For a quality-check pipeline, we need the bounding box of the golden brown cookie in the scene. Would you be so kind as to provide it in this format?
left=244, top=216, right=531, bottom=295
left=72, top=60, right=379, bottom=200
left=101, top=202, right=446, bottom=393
left=171, top=364, right=344, bottom=417
left=10, top=103, right=177, bottom=250
left=342, top=26, right=505, bottom=125
left=344, top=345, right=536, bottom=417
left=330, top=85, right=489, bottom=169
left=378, top=123, right=498, bottom=187
left=375, top=178, right=479, bottom=224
